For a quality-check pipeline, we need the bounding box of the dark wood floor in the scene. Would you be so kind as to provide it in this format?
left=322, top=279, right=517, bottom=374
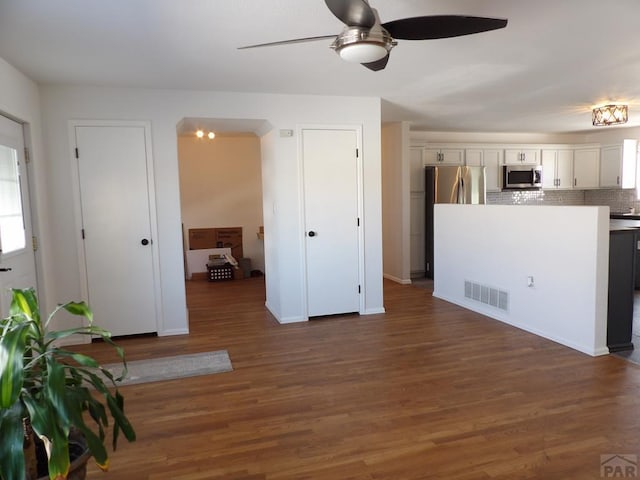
left=76, top=278, right=640, bottom=479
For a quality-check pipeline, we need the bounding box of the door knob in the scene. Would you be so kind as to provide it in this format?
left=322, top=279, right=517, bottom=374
left=308, top=231, right=316, bottom=237
left=141, top=238, right=150, bottom=246
left=0, top=267, right=12, bottom=272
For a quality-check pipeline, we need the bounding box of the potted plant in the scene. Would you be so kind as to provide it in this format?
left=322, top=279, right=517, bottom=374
left=0, top=288, right=136, bottom=480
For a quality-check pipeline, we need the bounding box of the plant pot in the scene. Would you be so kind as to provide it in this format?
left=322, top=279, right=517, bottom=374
left=33, top=430, right=91, bottom=480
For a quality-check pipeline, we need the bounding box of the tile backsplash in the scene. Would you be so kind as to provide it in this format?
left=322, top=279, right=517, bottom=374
left=584, top=189, right=638, bottom=213
left=488, top=188, right=638, bottom=212
left=487, top=189, right=585, bottom=206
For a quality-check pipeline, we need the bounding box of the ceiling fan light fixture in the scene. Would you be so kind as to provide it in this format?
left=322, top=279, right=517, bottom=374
left=331, top=27, right=395, bottom=64
left=339, top=43, right=387, bottom=63
left=592, top=104, right=628, bottom=126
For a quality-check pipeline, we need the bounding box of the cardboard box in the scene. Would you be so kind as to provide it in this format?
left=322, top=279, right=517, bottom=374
left=215, top=227, right=243, bottom=260
left=188, top=227, right=243, bottom=260
left=188, top=228, right=216, bottom=250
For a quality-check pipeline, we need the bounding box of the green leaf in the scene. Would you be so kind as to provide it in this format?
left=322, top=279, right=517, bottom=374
left=0, top=403, right=27, bottom=480
left=23, top=396, right=71, bottom=480
left=45, top=325, right=111, bottom=342
left=107, top=392, right=136, bottom=445
left=0, top=321, right=31, bottom=408
left=44, top=360, right=71, bottom=427
left=61, top=301, right=93, bottom=321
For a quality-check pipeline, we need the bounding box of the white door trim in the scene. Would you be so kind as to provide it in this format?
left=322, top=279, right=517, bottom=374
left=297, top=124, right=365, bottom=319
left=68, top=120, right=163, bottom=336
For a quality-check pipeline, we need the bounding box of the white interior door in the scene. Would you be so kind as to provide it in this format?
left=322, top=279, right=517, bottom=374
left=0, top=115, right=37, bottom=317
left=302, top=128, right=360, bottom=317
left=74, top=124, right=158, bottom=336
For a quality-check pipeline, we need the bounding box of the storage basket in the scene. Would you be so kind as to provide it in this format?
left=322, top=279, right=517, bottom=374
left=207, top=264, right=234, bottom=282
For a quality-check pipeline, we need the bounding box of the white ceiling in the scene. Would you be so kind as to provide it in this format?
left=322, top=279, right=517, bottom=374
left=1, top=0, right=639, bottom=134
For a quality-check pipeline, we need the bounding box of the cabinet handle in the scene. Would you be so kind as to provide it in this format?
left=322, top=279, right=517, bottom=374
left=617, top=176, right=620, bottom=185
left=574, top=178, right=577, bottom=187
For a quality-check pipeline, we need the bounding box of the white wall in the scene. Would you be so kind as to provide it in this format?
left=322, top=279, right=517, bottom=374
left=433, top=204, right=609, bottom=356
left=381, top=122, right=411, bottom=284
left=0, top=58, right=56, bottom=313
left=178, top=134, right=264, bottom=273
left=39, top=85, right=384, bottom=328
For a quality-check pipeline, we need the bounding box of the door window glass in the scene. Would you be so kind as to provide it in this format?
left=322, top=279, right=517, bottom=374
left=0, top=144, right=25, bottom=253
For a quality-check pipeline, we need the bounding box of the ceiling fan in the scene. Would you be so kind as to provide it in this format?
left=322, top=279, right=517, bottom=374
left=238, top=0, right=508, bottom=71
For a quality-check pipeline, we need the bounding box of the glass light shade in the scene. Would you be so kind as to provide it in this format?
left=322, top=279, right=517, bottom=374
left=592, top=104, right=628, bottom=126
left=338, top=43, right=387, bottom=63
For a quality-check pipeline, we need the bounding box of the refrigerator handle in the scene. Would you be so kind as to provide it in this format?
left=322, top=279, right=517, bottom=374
left=458, top=177, right=465, bottom=204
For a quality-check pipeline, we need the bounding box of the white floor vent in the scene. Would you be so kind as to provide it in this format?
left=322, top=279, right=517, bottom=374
left=464, top=280, right=509, bottom=311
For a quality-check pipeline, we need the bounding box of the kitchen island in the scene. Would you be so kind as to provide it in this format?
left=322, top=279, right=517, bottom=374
left=433, top=204, right=610, bottom=356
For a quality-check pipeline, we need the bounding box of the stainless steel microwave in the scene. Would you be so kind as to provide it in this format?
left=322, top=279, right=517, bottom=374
left=502, top=164, right=542, bottom=190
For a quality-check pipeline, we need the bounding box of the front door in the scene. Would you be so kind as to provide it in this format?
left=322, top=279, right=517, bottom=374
left=74, top=124, right=158, bottom=336
left=302, top=128, right=361, bottom=317
left=0, top=115, right=37, bottom=317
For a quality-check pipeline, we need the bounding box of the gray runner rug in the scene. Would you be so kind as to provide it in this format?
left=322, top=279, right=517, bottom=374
left=99, top=350, right=233, bottom=386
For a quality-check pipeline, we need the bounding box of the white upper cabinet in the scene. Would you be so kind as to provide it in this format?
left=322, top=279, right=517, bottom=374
left=541, top=149, right=574, bottom=190
left=600, top=140, right=637, bottom=189
left=423, top=147, right=464, bottom=165
left=466, top=148, right=503, bottom=192
left=504, top=148, right=540, bottom=164
left=573, top=148, right=600, bottom=189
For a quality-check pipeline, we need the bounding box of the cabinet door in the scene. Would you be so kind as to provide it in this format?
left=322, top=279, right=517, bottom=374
left=440, top=148, right=464, bottom=165
left=423, top=148, right=440, bottom=165
left=465, top=149, right=482, bottom=167
left=424, top=148, right=463, bottom=165
left=505, top=149, right=539, bottom=164
left=574, top=148, right=599, bottom=189
left=504, top=149, right=522, bottom=164
left=521, top=149, right=540, bottom=164
left=600, top=145, right=622, bottom=188
left=541, top=150, right=557, bottom=189
left=483, top=150, right=502, bottom=192
left=556, top=150, right=574, bottom=189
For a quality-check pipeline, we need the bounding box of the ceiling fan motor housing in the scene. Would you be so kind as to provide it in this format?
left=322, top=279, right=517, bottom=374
left=330, top=26, right=396, bottom=63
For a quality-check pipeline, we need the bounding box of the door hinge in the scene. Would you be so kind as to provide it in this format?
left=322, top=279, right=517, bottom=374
left=75, top=147, right=79, bottom=159
left=32, top=236, right=38, bottom=252
left=358, top=285, right=361, bottom=294
left=24, top=147, right=31, bottom=163
left=357, top=217, right=360, bottom=226
left=81, top=229, right=85, bottom=239
left=356, top=148, right=359, bottom=158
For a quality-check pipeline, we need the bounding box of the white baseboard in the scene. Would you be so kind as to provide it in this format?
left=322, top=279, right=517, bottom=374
left=383, top=273, right=412, bottom=285
left=265, top=301, right=307, bottom=324
left=362, top=307, right=386, bottom=315
left=158, top=328, right=189, bottom=336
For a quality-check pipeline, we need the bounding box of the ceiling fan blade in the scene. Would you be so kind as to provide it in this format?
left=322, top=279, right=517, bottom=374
left=382, top=15, right=508, bottom=40
left=362, top=53, right=389, bottom=72
left=325, top=0, right=376, bottom=28
left=238, top=34, right=337, bottom=50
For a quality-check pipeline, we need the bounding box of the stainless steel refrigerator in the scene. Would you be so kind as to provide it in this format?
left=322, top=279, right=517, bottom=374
left=424, top=165, right=486, bottom=279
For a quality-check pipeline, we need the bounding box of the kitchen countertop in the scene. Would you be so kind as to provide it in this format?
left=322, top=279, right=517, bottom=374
left=610, top=218, right=640, bottom=232
left=610, top=213, right=640, bottom=220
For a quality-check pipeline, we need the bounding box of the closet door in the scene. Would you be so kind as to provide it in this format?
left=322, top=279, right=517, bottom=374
left=302, top=128, right=360, bottom=317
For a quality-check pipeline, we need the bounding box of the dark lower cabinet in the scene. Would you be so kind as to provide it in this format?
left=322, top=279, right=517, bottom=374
left=608, top=230, right=635, bottom=352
